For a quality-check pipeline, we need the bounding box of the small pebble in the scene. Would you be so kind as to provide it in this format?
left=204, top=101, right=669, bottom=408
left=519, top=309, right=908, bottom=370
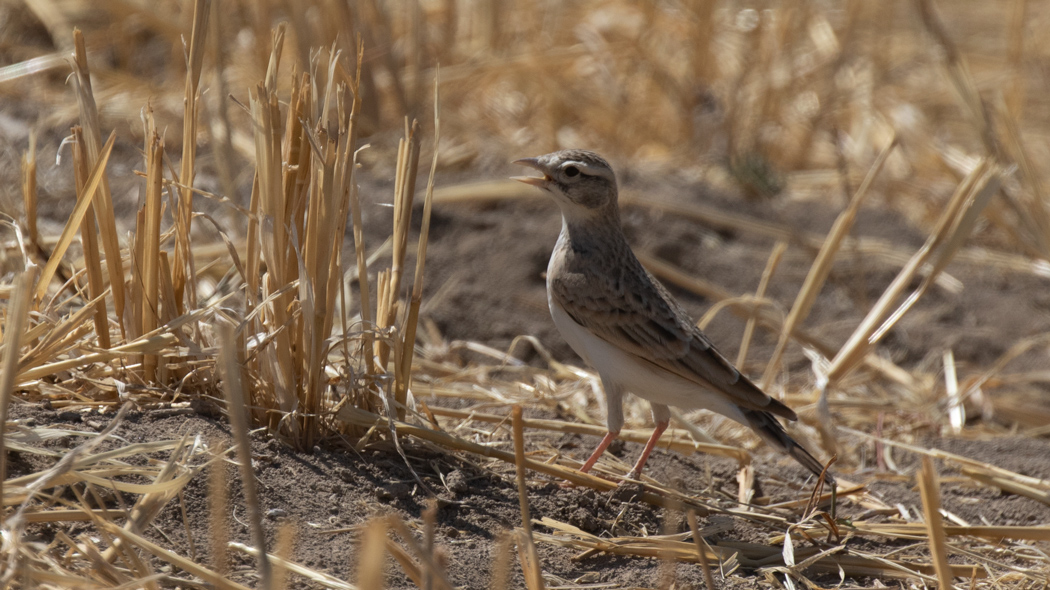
left=85, top=420, right=106, bottom=431
left=266, top=508, right=288, bottom=519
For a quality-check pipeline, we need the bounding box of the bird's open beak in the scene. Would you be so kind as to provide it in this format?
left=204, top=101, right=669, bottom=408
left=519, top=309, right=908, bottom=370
left=511, top=157, right=550, bottom=188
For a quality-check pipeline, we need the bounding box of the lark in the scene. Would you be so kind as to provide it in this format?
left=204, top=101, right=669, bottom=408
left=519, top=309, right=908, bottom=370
left=513, top=149, right=833, bottom=485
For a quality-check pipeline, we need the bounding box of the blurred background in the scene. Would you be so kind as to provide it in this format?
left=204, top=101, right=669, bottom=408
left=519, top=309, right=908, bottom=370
left=0, top=0, right=1037, bottom=208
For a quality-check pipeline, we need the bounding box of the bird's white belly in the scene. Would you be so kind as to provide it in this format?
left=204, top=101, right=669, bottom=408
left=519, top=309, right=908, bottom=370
left=549, top=297, right=744, bottom=420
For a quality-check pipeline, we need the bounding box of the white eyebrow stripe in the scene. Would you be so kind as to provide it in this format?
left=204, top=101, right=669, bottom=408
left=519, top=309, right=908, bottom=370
left=570, top=161, right=614, bottom=180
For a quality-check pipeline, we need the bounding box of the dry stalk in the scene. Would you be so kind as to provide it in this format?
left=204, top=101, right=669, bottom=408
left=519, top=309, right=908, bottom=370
left=425, top=405, right=747, bottom=463
left=20, top=131, right=37, bottom=248
left=171, top=0, right=211, bottom=314
left=34, top=132, right=116, bottom=304
left=918, top=456, right=954, bottom=589
left=396, top=75, right=441, bottom=425
left=230, top=541, right=356, bottom=590
left=248, top=25, right=298, bottom=433
left=375, top=118, right=422, bottom=422
left=0, top=268, right=37, bottom=527
left=71, top=29, right=126, bottom=339
left=70, top=127, right=110, bottom=349
left=218, top=323, right=272, bottom=590
left=347, top=58, right=372, bottom=368
left=687, top=510, right=718, bottom=590
left=273, top=520, right=297, bottom=590
left=138, top=118, right=165, bottom=383
left=208, top=445, right=230, bottom=576
left=737, top=241, right=786, bottom=369
left=825, top=161, right=999, bottom=387
left=97, top=518, right=252, bottom=590
left=512, top=406, right=545, bottom=590
left=489, top=532, right=513, bottom=590
left=337, top=404, right=714, bottom=514
left=97, top=432, right=205, bottom=566
left=356, top=518, right=389, bottom=589
left=761, top=136, right=896, bottom=390
left=385, top=516, right=456, bottom=590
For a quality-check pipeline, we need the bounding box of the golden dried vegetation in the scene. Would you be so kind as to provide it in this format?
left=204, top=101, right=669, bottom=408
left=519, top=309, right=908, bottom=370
left=1, top=0, right=1049, bottom=588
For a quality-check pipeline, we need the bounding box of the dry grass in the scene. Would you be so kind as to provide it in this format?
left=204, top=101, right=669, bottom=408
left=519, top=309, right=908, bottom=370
left=1, top=0, right=1050, bottom=588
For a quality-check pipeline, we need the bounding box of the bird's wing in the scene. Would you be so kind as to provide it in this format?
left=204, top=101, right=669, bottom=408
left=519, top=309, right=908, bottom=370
left=551, top=267, right=797, bottom=420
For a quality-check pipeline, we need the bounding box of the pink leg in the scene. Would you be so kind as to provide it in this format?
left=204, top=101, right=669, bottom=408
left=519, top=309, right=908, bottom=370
left=578, top=430, right=620, bottom=473
left=626, top=420, right=669, bottom=479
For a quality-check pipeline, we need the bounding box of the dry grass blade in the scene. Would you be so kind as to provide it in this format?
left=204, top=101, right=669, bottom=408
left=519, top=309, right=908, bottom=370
left=273, top=522, right=296, bottom=590
left=16, top=331, right=177, bottom=385
left=356, top=518, right=388, bottom=590
left=34, top=131, right=116, bottom=303
left=217, top=323, right=272, bottom=590
left=208, top=445, right=230, bottom=577
left=488, top=532, right=513, bottom=590
left=94, top=519, right=252, bottom=590
left=71, top=28, right=125, bottom=338
left=512, top=406, right=545, bottom=590
left=376, top=118, right=421, bottom=421
left=918, top=456, right=954, bottom=589
left=71, top=126, right=110, bottom=349
left=842, top=426, right=1050, bottom=507
left=539, top=517, right=982, bottom=580
left=842, top=523, right=1050, bottom=543
left=396, top=76, right=441, bottom=427
left=738, top=241, right=786, bottom=369
left=761, top=136, right=896, bottom=389
left=230, top=541, right=356, bottom=590
left=825, top=161, right=999, bottom=386
left=425, top=405, right=747, bottom=463
left=385, top=516, right=456, bottom=590
left=337, top=404, right=715, bottom=515
left=138, top=121, right=164, bottom=382
left=1, top=402, right=132, bottom=584
left=247, top=25, right=298, bottom=432
left=960, top=467, right=1050, bottom=507
left=0, top=268, right=37, bottom=527
left=687, top=510, right=717, bottom=590
left=171, top=0, right=211, bottom=314
left=20, top=131, right=36, bottom=247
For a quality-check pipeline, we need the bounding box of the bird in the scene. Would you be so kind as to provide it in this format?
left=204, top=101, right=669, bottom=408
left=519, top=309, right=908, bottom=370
left=512, top=149, right=834, bottom=485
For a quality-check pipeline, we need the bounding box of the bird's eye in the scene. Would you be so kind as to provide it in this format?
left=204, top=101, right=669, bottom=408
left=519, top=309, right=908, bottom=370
left=563, top=165, right=580, bottom=178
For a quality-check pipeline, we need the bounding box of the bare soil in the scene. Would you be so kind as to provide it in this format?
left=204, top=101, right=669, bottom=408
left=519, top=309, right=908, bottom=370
left=10, top=401, right=1050, bottom=590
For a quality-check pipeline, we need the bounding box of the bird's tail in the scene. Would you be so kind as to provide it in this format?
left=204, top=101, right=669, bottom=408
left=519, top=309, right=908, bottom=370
left=740, top=409, right=835, bottom=486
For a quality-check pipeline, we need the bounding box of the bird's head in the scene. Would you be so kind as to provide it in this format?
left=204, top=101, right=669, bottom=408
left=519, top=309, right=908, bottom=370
left=512, top=150, right=618, bottom=220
